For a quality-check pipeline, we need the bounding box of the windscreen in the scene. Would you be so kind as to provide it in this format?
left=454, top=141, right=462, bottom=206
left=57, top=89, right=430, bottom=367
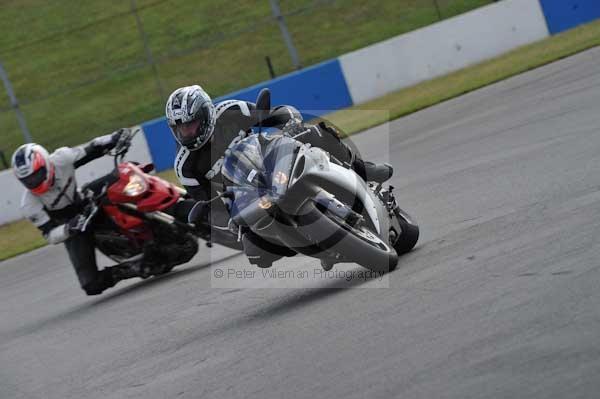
left=222, top=134, right=300, bottom=195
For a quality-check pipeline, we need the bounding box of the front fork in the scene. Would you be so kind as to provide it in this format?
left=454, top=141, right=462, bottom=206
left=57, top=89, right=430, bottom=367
left=372, top=183, right=403, bottom=246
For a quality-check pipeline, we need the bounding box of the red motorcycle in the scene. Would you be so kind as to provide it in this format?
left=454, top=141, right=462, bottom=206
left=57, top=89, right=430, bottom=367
left=79, top=130, right=198, bottom=277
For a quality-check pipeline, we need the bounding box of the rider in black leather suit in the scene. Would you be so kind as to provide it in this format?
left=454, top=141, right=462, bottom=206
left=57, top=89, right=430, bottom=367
left=165, top=85, right=393, bottom=264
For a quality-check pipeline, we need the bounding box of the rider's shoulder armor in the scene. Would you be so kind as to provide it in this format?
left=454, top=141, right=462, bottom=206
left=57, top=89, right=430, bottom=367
left=52, top=146, right=85, bottom=166
left=215, top=100, right=254, bottom=119
left=20, top=147, right=83, bottom=225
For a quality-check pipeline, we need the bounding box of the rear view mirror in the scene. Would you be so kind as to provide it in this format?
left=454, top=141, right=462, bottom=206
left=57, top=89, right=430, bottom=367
left=256, top=88, right=271, bottom=112
left=140, top=163, right=155, bottom=173
left=256, top=88, right=271, bottom=129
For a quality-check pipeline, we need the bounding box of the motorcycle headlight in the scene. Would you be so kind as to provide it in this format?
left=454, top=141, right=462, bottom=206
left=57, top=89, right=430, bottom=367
left=123, top=173, right=148, bottom=197
left=273, top=171, right=288, bottom=185
left=258, top=196, right=273, bottom=210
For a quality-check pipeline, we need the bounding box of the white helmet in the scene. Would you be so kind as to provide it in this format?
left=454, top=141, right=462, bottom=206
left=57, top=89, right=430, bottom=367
left=165, top=85, right=216, bottom=151
left=11, top=143, right=55, bottom=195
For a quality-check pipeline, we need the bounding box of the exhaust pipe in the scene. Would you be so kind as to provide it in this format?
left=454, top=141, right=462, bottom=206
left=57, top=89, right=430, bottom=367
left=119, top=203, right=176, bottom=225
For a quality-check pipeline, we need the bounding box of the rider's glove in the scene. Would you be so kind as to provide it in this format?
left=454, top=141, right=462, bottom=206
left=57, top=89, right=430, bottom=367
left=67, top=214, right=87, bottom=235
left=113, top=128, right=134, bottom=154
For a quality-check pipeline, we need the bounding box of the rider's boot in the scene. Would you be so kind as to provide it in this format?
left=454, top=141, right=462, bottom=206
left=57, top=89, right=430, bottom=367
left=320, top=259, right=335, bottom=271
left=82, top=268, right=117, bottom=296
left=83, top=261, right=144, bottom=296
left=241, top=231, right=296, bottom=268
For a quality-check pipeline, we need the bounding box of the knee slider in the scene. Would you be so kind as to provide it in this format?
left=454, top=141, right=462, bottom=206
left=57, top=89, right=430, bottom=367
left=82, top=270, right=114, bottom=295
left=82, top=281, right=105, bottom=296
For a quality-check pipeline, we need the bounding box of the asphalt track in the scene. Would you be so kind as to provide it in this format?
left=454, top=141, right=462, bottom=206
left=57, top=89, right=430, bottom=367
left=3, top=47, right=600, bottom=399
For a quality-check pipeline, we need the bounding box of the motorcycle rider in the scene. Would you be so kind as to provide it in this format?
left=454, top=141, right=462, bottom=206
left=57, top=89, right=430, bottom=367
left=165, top=85, right=394, bottom=264
left=11, top=129, right=142, bottom=296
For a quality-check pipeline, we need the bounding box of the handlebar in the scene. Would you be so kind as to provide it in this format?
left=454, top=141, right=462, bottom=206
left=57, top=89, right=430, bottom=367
left=109, top=127, right=140, bottom=168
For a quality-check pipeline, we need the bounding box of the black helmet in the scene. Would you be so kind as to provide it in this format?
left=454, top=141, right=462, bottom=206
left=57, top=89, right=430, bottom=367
left=165, top=85, right=216, bottom=151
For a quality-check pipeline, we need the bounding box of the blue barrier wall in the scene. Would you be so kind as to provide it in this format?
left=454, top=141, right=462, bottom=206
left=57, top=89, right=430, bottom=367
left=539, top=0, right=600, bottom=34
left=141, top=116, right=177, bottom=172
left=142, top=58, right=352, bottom=172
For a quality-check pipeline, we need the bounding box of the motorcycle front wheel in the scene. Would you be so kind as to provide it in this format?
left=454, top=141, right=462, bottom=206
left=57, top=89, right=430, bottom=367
left=295, top=202, right=399, bottom=273
left=391, top=207, right=419, bottom=255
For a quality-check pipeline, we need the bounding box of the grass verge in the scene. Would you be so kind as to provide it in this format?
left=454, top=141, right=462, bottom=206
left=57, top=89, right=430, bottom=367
left=0, top=219, right=47, bottom=261
left=2, top=19, right=600, bottom=261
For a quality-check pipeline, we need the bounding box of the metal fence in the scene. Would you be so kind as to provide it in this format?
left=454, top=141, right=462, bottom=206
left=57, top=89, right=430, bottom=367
left=0, top=0, right=494, bottom=163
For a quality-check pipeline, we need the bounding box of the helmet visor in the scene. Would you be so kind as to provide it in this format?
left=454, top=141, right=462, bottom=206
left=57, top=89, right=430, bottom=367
left=20, top=166, right=48, bottom=190
left=173, top=118, right=211, bottom=148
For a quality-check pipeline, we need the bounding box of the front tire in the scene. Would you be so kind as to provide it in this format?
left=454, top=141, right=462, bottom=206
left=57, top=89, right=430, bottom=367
left=392, top=207, right=419, bottom=255
left=293, top=202, right=399, bottom=273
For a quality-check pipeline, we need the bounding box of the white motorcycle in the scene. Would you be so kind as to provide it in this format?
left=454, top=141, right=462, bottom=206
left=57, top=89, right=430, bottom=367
left=219, top=89, right=419, bottom=272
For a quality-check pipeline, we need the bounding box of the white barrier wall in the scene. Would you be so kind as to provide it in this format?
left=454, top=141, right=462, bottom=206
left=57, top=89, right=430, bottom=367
left=339, top=0, right=550, bottom=104
left=0, top=126, right=152, bottom=225
left=0, top=169, right=28, bottom=225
